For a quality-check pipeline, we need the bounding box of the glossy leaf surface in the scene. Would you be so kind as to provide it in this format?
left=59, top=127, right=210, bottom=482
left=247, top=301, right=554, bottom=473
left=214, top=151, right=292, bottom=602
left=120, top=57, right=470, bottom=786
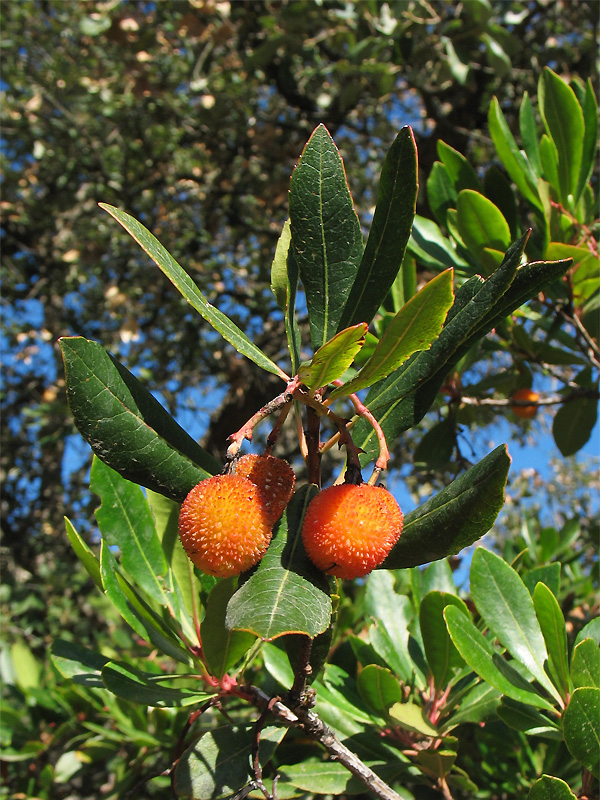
left=562, top=687, right=600, bottom=776
left=101, top=661, right=213, bottom=708
left=201, top=579, right=256, bottom=678
left=298, top=323, right=367, bottom=391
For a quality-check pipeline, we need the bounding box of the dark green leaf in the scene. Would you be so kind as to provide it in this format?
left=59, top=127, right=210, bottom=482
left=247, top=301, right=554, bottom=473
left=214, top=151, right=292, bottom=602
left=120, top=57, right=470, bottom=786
left=413, top=418, right=455, bottom=469
left=277, top=758, right=408, bottom=797
left=440, top=682, right=501, bottom=731
left=289, top=124, right=364, bottom=349
left=64, top=517, right=102, bottom=591
left=201, top=579, right=256, bottom=678
left=298, top=323, right=367, bottom=390
left=357, top=664, right=403, bottom=715
left=533, top=582, right=570, bottom=700
left=225, top=486, right=332, bottom=640
left=338, top=126, right=418, bottom=329
left=426, top=161, right=456, bottom=227
left=470, top=548, right=561, bottom=703
left=51, top=639, right=109, bottom=688
left=416, top=745, right=457, bottom=779
left=330, top=270, right=454, bottom=400
left=409, top=215, right=471, bottom=272
left=522, top=563, right=561, bottom=598
left=102, top=661, right=213, bottom=708
left=519, top=91, right=542, bottom=177
left=456, top=190, right=511, bottom=274
left=497, top=697, right=561, bottom=739
left=538, top=68, right=584, bottom=205
left=576, top=78, right=599, bottom=201
left=436, top=140, right=480, bottom=192
left=270, top=219, right=301, bottom=372
left=383, top=445, right=510, bottom=569
left=552, top=395, right=598, bottom=456
left=483, top=166, right=520, bottom=239
left=100, top=204, right=287, bottom=379
left=528, top=774, right=578, bottom=800
left=571, top=639, right=600, bottom=689
left=420, top=592, right=468, bottom=689
left=444, top=606, right=555, bottom=710
left=562, top=687, right=600, bottom=776
left=60, top=336, right=218, bottom=501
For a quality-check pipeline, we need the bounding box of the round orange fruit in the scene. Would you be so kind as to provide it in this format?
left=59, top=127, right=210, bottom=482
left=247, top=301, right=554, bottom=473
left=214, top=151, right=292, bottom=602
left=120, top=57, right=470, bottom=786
left=510, top=387, right=539, bottom=419
left=234, top=453, right=295, bottom=523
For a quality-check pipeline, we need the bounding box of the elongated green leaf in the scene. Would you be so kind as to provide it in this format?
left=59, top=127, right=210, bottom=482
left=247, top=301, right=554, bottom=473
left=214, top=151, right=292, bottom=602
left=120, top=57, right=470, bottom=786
left=427, top=161, right=456, bottom=227
left=471, top=548, right=561, bottom=703
left=201, top=579, right=256, bottom=679
left=357, top=665, right=404, bottom=716
left=91, top=456, right=169, bottom=606
left=444, top=606, right=555, bottom=710
left=289, top=124, right=364, bottom=349
left=420, top=592, right=468, bottom=689
left=576, top=78, right=599, bottom=201
left=488, top=97, right=543, bottom=212
left=225, top=486, right=332, bottom=640
left=354, top=233, right=529, bottom=462
left=437, top=140, right=480, bottom=192
left=533, top=582, right=570, bottom=700
left=174, top=725, right=286, bottom=799
left=100, top=203, right=287, bottom=380
left=64, top=517, right=102, bottom=591
left=409, top=215, right=471, bottom=272
left=270, top=219, right=301, bottom=372
left=51, top=639, right=109, bottom=689
left=539, top=68, right=584, bottom=205
left=277, top=758, right=408, bottom=797
left=552, top=394, right=598, bottom=456
left=102, top=661, right=213, bottom=708
left=439, top=682, right=501, bottom=731
left=562, top=687, right=600, bottom=776
left=519, top=91, right=542, bottom=177
left=539, top=134, right=559, bottom=188
left=528, top=775, right=578, bottom=800
left=382, top=445, right=510, bottom=569
left=456, top=190, right=511, bottom=272
left=60, top=336, right=218, bottom=501
left=338, top=126, right=418, bottom=329
left=389, top=701, right=438, bottom=737
left=298, top=323, right=368, bottom=391
left=329, top=270, right=453, bottom=400
left=99, top=541, right=148, bottom=639
left=497, top=697, right=561, bottom=739
left=571, top=639, right=600, bottom=689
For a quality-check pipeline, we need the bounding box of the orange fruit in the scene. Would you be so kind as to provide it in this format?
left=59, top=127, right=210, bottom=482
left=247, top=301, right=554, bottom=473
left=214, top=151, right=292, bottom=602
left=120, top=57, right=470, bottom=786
left=301, top=483, right=403, bottom=579
left=234, top=454, right=295, bottom=523
left=510, top=387, right=539, bottom=419
left=178, top=475, right=272, bottom=577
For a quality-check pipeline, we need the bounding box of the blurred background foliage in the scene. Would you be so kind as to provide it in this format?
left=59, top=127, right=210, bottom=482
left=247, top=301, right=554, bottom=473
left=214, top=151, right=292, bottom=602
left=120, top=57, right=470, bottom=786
left=1, top=2, right=598, bottom=797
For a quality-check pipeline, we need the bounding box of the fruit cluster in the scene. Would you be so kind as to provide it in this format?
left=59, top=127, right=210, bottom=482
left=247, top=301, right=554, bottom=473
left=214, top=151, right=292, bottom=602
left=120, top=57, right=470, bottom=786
left=178, top=453, right=402, bottom=580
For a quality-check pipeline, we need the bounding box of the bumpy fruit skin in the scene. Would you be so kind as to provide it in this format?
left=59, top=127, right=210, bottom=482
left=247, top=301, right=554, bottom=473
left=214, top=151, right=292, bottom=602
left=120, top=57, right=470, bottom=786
left=234, top=454, right=295, bottom=523
left=510, top=387, right=539, bottom=419
left=301, top=484, right=403, bottom=579
left=178, top=474, right=272, bottom=577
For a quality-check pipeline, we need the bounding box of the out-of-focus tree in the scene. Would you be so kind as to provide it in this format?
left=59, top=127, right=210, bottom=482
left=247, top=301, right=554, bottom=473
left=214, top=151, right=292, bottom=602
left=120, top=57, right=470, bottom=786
left=1, top=0, right=597, bottom=571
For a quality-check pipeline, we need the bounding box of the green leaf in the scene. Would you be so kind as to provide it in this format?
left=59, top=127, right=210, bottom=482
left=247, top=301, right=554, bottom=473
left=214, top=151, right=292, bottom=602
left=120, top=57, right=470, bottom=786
left=488, top=97, right=543, bottom=212
left=470, top=548, right=562, bottom=703
left=298, top=323, right=368, bottom=391
left=383, top=445, right=510, bottom=569
left=60, top=336, right=218, bottom=501
left=289, top=124, right=364, bottom=349
left=519, top=91, right=542, bottom=177
left=482, top=166, right=520, bottom=239
left=576, top=78, right=599, bottom=201
left=576, top=618, right=600, bottom=647
left=91, top=457, right=169, bottom=606
left=277, top=758, right=408, bottom=797
left=538, top=68, right=584, bottom=206
left=482, top=33, right=511, bottom=78
left=101, top=661, right=213, bottom=708
left=100, top=203, right=286, bottom=380
left=533, top=582, right=570, bottom=700
left=427, top=161, right=456, bottom=227
left=389, top=701, right=439, bottom=737
left=225, top=486, right=332, bottom=640
left=174, top=725, right=287, bottom=799
left=357, top=665, right=403, bottom=715
left=338, top=126, right=418, bottom=329
left=456, top=190, right=511, bottom=274
left=315, top=664, right=376, bottom=728
left=51, top=639, right=109, bottom=688
left=562, top=687, right=600, bottom=776
left=329, top=270, right=454, bottom=400
left=409, top=215, right=471, bottom=272
left=270, top=219, right=301, bottom=372
left=413, top=419, right=455, bottom=470
left=571, top=639, right=600, bottom=689
left=420, top=592, right=468, bottom=689
left=528, top=774, right=578, bottom=800
left=497, top=697, right=561, bottom=739
left=64, top=516, right=102, bottom=591
left=201, top=579, right=256, bottom=678
left=552, top=394, right=598, bottom=456
left=439, top=682, right=501, bottom=731
left=99, top=540, right=149, bottom=640
left=539, top=134, right=559, bottom=189
left=444, top=606, right=555, bottom=710
left=436, top=141, right=480, bottom=192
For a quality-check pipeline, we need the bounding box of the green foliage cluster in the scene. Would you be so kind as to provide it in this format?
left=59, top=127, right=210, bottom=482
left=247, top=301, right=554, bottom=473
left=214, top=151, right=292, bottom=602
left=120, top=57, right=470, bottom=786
left=3, top=66, right=597, bottom=800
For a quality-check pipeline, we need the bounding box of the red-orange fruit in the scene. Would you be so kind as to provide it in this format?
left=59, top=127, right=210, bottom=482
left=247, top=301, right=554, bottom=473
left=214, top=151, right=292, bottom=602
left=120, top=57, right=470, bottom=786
left=510, top=387, right=539, bottom=419
left=178, top=474, right=272, bottom=577
left=301, top=483, right=403, bottom=580
left=234, top=454, right=296, bottom=523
